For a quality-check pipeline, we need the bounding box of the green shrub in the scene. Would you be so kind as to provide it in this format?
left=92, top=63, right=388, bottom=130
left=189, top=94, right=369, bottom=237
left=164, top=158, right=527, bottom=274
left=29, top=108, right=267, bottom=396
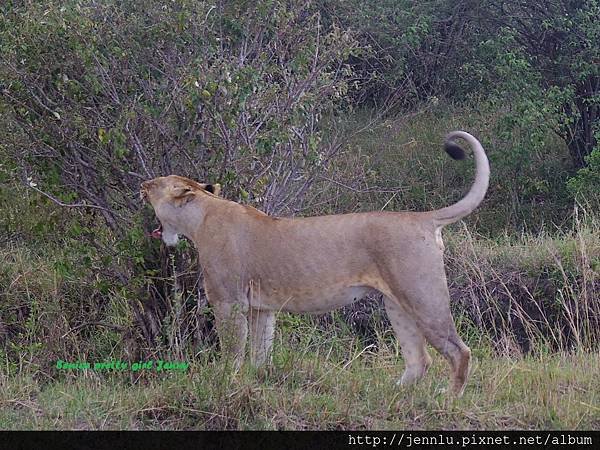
left=568, top=145, right=600, bottom=210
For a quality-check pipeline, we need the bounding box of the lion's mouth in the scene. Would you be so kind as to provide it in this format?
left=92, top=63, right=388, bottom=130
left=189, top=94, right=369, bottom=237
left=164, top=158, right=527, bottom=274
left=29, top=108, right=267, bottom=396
left=150, top=225, right=162, bottom=239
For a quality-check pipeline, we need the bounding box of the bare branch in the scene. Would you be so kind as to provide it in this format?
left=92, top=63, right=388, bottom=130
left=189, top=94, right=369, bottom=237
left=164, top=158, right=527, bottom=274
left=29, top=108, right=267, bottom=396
left=24, top=179, right=133, bottom=225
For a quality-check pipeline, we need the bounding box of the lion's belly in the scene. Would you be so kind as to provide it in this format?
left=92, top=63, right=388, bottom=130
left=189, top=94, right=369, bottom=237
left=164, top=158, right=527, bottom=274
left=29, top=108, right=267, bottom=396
left=250, top=284, right=376, bottom=314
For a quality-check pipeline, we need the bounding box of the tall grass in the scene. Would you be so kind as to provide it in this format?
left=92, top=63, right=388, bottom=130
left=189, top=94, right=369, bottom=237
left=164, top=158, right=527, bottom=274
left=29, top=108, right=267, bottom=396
left=1, top=324, right=598, bottom=429
left=445, top=208, right=599, bottom=354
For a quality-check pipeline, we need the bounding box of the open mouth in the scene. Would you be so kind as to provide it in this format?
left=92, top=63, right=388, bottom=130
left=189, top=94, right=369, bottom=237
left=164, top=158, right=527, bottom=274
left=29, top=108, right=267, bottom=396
left=150, top=224, right=162, bottom=239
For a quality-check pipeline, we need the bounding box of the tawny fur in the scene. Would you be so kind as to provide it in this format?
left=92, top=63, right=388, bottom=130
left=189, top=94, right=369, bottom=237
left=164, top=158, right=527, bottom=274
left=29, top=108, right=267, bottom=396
left=141, top=131, right=489, bottom=396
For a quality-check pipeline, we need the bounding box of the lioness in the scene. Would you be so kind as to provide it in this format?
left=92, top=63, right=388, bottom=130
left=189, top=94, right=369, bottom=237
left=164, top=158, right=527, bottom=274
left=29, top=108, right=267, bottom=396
left=141, top=130, right=489, bottom=396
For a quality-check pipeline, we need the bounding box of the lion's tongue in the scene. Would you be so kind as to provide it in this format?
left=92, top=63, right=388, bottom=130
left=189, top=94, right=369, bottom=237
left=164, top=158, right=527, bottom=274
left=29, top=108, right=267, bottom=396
left=150, top=226, right=162, bottom=239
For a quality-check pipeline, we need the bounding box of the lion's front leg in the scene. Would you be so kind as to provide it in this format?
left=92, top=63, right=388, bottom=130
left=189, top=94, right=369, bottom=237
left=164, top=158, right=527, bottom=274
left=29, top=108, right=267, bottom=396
left=249, top=309, right=276, bottom=367
left=212, top=301, right=249, bottom=371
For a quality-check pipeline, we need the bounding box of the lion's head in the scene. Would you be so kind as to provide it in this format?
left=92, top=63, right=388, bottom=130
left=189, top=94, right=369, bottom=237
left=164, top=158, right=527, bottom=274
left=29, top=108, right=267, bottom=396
left=140, top=175, right=221, bottom=246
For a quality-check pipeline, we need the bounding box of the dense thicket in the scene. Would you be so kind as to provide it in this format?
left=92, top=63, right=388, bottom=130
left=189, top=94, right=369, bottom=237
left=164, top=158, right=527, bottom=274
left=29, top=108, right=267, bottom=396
left=0, top=0, right=364, bottom=226
left=0, top=0, right=366, bottom=353
left=2, top=0, right=599, bottom=228
left=326, top=0, right=599, bottom=200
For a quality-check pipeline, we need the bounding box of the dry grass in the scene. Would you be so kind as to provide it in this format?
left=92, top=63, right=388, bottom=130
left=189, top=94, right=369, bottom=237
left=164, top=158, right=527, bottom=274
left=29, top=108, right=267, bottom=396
left=445, top=210, right=599, bottom=354
left=0, top=341, right=598, bottom=430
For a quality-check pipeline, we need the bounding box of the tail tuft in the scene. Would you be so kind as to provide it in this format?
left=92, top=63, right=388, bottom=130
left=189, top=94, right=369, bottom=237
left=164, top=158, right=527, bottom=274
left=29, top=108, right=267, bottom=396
left=444, top=141, right=466, bottom=160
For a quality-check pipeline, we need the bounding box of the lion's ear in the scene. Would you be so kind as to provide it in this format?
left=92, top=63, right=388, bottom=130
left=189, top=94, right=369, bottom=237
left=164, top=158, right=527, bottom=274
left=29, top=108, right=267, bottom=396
left=170, top=185, right=195, bottom=206
left=205, top=183, right=221, bottom=196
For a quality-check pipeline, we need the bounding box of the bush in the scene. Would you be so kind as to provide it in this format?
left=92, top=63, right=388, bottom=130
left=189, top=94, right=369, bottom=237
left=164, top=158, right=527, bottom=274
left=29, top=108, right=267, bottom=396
left=0, top=0, right=362, bottom=220
left=568, top=146, right=600, bottom=210
left=0, top=0, right=366, bottom=355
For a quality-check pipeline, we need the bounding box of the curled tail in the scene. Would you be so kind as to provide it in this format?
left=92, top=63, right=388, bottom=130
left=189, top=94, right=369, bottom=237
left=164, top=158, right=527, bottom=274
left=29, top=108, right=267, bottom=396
left=429, top=131, right=490, bottom=226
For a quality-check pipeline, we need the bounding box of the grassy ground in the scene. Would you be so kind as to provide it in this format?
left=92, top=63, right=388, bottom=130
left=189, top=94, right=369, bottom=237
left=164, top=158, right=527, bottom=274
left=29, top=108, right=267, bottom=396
left=1, top=338, right=598, bottom=430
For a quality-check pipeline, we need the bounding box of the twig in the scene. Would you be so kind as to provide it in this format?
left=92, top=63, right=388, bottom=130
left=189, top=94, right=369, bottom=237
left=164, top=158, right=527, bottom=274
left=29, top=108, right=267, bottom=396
left=380, top=192, right=398, bottom=211
left=25, top=182, right=133, bottom=225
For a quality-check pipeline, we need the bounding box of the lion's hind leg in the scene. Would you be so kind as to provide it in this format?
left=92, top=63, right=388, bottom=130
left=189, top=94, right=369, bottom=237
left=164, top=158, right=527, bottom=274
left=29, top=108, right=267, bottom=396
left=399, top=280, right=471, bottom=396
